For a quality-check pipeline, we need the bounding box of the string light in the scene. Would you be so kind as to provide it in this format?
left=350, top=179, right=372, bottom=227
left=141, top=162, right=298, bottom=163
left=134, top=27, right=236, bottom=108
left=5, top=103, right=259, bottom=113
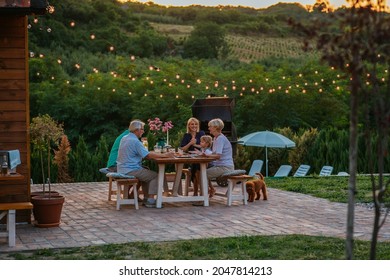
left=28, top=16, right=359, bottom=101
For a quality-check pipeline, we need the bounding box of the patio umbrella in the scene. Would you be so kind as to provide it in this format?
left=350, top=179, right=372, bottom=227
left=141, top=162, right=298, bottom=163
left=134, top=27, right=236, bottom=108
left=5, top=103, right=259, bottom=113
left=237, top=131, right=296, bottom=177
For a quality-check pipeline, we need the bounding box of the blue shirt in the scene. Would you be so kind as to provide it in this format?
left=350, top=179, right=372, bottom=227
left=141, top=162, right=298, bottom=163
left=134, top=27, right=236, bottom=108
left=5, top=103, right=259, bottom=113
left=212, top=133, right=234, bottom=167
left=117, top=133, right=149, bottom=174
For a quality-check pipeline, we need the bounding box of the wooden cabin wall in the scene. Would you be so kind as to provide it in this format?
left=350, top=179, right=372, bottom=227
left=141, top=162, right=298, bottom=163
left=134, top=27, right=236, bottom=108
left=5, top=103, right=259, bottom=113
left=0, top=15, right=31, bottom=223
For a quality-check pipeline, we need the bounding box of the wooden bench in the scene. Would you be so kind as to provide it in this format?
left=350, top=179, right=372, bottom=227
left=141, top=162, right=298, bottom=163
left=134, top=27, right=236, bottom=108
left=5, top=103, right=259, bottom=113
left=106, top=173, right=140, bottom=210
left=100, top=168, right=143, bottom=202
left=165, top=169, right=192, bottom=196
left=214, top=170, right=252, bottom=206
left=0, top=202, right=33, bottom=247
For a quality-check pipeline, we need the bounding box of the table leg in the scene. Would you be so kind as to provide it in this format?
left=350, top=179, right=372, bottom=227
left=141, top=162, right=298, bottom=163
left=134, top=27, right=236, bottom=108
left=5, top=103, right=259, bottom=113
left=199, top=163, right=209, bottom=207
left=156, top=163, right=166, bottom=208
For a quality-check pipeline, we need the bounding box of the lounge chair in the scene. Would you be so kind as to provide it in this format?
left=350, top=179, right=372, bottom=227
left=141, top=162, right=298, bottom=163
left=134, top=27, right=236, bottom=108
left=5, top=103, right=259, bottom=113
left=248, top=160, right=264, bottom=176
left=273, top=165, right=292, bottom=177
left=293, top=164, right=311, bottom=177
left=319, top=165, right=333, bottom=176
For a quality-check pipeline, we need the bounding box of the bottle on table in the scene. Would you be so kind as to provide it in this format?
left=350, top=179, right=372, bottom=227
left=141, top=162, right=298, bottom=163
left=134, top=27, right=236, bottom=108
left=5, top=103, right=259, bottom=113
left=141, top=137, right=148, bottom=150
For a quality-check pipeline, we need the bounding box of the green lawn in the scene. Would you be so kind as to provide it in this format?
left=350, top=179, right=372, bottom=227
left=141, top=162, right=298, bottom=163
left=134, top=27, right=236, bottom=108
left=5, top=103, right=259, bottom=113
left=4, top=235, right=390, bottom=260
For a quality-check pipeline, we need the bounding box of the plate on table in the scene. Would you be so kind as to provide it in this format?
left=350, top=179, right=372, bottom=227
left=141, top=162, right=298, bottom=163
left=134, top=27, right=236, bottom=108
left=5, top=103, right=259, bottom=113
left=174, top=154, right=191, bottom=158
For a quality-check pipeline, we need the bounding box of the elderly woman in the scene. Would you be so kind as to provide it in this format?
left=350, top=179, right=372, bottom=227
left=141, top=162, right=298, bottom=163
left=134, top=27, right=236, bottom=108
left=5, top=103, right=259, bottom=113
left=206, top=118, right=234, bottom=194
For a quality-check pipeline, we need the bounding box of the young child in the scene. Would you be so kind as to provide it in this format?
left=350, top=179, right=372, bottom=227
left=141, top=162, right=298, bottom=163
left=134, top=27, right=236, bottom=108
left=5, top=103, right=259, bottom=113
left=193, top=135, right=213, bottom=196
left=199, top=135, right=213, bottom=155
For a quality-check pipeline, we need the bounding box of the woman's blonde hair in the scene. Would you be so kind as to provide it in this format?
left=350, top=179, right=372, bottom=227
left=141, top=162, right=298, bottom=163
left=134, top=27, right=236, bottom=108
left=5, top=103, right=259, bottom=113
left=186, top=117, right=200, bottom=133
left=208, top=118, right=224, bottom=131
left=200, top=135, right=213, bottom=147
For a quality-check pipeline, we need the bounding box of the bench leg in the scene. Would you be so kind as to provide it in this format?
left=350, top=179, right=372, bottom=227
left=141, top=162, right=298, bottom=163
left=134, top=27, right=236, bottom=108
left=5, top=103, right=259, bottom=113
left=133, top=184, right=139, bottom=210
left=241, top=181, right=248, bottom=205
left=108, top=177, right=113, bottom=201
left=226, top=181, right=233, bottom=206
left=7, top=210, right=16, bottom=247
left=116, top=182, right=122, bottom=210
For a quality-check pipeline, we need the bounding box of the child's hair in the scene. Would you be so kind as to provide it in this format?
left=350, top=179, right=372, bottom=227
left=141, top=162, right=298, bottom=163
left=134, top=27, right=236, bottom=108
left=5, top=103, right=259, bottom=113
left=200, top=135, right=213, bottom=147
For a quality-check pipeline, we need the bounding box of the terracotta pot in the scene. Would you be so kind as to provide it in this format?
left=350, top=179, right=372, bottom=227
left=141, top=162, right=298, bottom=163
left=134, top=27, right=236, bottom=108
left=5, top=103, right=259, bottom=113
left=30, top=191, right=59, bottom=198
left=31, top=195, right=65, bottom=228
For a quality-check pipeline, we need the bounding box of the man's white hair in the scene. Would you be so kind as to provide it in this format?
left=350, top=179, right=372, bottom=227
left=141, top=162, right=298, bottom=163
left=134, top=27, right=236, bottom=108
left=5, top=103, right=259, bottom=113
left=129, top=120, right=145, bottom=132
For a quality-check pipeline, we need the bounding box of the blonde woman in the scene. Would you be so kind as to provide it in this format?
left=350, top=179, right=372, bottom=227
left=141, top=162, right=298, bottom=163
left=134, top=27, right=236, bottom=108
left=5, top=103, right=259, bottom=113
left=180, top=117, right=205, bottom=190
left=180, top=117, right=205, bottom=152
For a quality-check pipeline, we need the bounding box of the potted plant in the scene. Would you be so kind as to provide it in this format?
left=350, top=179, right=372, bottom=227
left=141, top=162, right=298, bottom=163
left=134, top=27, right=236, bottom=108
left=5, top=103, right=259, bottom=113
left=30, top=114, right=65, bottom=228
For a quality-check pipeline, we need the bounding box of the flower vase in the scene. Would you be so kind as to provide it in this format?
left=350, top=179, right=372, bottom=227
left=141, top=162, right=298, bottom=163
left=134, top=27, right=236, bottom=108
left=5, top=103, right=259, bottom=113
left=157, top=138, right=166, bottom=148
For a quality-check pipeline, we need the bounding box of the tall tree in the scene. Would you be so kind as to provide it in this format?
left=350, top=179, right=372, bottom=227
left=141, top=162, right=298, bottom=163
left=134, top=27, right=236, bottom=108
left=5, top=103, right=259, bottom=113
left=183, top=22, right=228, bottom=59
left=291, top=0, right=390, bottom=259
left=312, top=0, right=333, bottom=12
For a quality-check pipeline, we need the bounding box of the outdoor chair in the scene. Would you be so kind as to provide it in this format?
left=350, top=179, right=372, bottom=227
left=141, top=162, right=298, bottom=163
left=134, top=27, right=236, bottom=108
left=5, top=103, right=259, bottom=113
left=272, top=165, right=292, bottom=178
left=248, top=160, right=264, bottom=177
left=319, top=165, right=333, bottom=176
left=293, top=164, right=311, bottom=177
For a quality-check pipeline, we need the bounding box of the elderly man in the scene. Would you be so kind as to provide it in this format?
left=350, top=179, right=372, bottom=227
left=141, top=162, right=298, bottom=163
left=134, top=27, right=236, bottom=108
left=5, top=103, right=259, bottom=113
left=117, top=119, right=170, bottom=208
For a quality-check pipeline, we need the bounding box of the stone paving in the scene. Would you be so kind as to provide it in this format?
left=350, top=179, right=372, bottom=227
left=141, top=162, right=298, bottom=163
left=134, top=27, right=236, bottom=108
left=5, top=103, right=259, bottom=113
left=1, top=181, right=389, bottom=252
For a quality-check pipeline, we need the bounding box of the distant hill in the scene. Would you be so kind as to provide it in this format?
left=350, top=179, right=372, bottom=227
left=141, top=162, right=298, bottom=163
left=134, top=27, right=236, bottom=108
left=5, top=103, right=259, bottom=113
left=29, top=0, right=318, bottom=62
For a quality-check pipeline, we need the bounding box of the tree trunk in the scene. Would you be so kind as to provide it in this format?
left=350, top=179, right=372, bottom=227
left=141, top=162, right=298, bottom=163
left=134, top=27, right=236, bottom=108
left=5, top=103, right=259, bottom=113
left=346, top=71, right=359, bottom=260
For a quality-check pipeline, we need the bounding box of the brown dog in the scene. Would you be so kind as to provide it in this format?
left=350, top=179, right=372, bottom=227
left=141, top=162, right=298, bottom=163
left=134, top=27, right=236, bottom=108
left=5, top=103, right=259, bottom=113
left=246, top=173, right=268, bottom=202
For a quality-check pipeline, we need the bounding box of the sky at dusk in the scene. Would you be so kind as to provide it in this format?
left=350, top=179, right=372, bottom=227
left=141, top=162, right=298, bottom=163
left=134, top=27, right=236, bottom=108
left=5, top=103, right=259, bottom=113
left=134, top=0, right=348, bottom=9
